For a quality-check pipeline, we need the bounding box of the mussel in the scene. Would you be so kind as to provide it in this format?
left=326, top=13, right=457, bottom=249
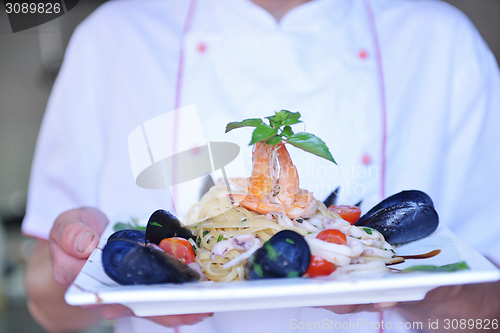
left=323, top=186, right=362, bottom=208
left=245, top=230, right=311, bottom=280
left=102, top=238, right=199, bottom=285
left=355, top=190, right=439, bottom=245
left=102, top=211, right=199, bottom=285
left=323, top=186, right=340, bottom=208
left=145, top=209, right=194, bottom=244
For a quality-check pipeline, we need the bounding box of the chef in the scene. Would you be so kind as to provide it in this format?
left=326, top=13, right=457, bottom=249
left=22, top=0, right=500, bottom=332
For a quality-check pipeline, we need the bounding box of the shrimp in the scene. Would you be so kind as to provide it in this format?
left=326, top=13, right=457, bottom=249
left=228, top=142, right=316, bottom=219
left=229, top=142, right=285, bottom=214
left=275, top=143, right=299, bottom=206
left=248, top=141, right=278, bottom=200
left=285, top=189, right=316, bottom=219
left=229, top=194, right=286, bottom=215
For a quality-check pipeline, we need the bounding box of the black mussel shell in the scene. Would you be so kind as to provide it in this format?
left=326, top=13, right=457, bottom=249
left=102, top=239, right=199, bottom=285
left=108, top=229, right=145, bottom=244
left=356, top=190, right=434, bottom=226
left=245, top=230, right=311, bottom=280
left=355, top=201, right=439, bottom=245
left=145, top=209, right=194, bottom=244
left=323, top=186, right=340, bottom=208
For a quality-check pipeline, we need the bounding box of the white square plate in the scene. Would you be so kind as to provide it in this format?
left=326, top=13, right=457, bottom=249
left=65, top=227, right=500, bottom=317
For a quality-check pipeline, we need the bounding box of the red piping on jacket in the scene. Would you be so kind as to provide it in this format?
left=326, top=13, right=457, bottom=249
left=364, top=0, right=387, bottom=201
left=173, top=0, right=199, bottom=329
left=364, top=0, right=388, bottom=332
left=172, top=0, right=199, bottom=214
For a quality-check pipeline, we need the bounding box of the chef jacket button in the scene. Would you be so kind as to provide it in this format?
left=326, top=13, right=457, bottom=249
left=358, top=49, right=369, bottom=60
left=362, top=153, right=372, bottom=165
left=191, top=146, right=200, bottom=154
left=197, top=42, right=207, bottom=53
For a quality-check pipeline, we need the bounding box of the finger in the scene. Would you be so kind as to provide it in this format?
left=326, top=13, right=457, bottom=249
left=77, top=207, right=109, bottom=235
left=82, top=304, right=134, bottom=320
left=49, top=208, right=108, bottom=260
left=322, top=304, right=359, bottom=314
left=48, top=240, right=87, bottom=288
left=374, top=302, right=400, bottom=311
left=322, top=303, right=391, bottom=314
left=148, top=313, right=214, bottom=327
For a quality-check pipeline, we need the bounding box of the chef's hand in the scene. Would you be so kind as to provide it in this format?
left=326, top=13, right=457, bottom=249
left=322, top=286, right=465, bottom=315
left=32, top=207, right=212, bottom=330
left=322, top=302, right=399, bottom=314
left=48, top=207, right=106, bottom=288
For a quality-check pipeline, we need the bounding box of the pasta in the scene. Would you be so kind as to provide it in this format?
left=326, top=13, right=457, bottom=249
left=185, top=177, right=398, bottom=282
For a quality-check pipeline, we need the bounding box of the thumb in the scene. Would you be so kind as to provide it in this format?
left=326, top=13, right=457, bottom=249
left=49, top=208, right=106, bottom=259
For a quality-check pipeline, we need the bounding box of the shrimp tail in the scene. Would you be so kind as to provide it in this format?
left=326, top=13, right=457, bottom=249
left=276, top=143, right=299, bottom=205
left=228, top=194, right=285, bottom=215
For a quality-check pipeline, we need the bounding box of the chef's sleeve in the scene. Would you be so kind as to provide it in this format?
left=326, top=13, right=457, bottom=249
left=22, top=18, right=107, bottom=240
left=439, top=15, right=500, bottom=264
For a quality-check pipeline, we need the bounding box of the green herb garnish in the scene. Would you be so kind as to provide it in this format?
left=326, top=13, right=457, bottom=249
left=217, top=234, right=227, bottom=243
left=225, top=110, right=336, bottom=164
left=253, top=263, right=264, bottom=277
left=402, top=261, right=469, bottom=272
left=113, top=217, right=146, bottom=231
left=202, top=230, right=209, bottom=237
left=363, top=227, right=373, bottom=235
left=265, top=242, right=279, bottom=261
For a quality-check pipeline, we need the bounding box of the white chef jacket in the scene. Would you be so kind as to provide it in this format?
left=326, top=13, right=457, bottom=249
left=22, top=0, right=500, bottom=332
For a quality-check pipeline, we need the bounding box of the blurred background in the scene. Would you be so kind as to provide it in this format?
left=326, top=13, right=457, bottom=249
left=0, top=0, right=499, bottom=332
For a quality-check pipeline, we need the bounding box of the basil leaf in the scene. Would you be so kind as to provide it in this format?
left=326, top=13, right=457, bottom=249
left=266, top=110, right=302, bottom=128
left=113, top=222, right=146, bottom=231
left=113, top=222, right=133, bottom=231
left=266, top=135, right=283, bottom=145
left=285, top=132, right=337, bottom=164
left=249, top=125, right=278, bottom=145
left=281, top=125, right=294, bottom=138
left=280, top=111, right=302, bottom=126
left=363, top=227, right=372, bottom=235
left=225, top=118, right=265, bottom=133
left=402, top=261, right=469, bottom=272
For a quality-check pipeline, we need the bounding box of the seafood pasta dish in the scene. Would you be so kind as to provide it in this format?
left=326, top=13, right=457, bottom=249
left=185, top=141, right=397, bottom=282
left=102, top=111, right=439, bottom=285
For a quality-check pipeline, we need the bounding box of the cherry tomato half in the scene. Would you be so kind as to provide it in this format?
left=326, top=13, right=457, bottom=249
left=328, top=205, right=362, bottom=225
left=159, top=237, right=195, bottom=265
left=316, top=229, right=347, bottom=245
left=305, top=255, right=336, bottom=277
